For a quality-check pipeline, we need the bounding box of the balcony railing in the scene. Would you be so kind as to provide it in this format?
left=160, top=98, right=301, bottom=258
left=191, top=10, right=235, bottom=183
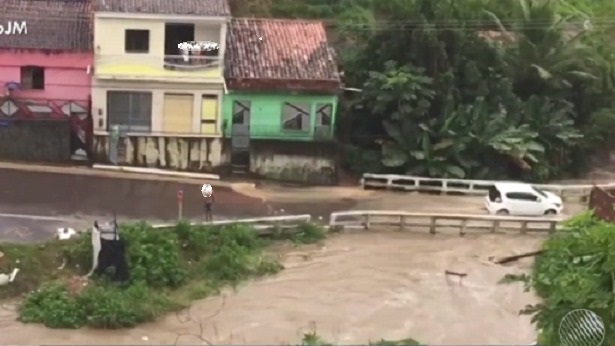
left=163, top=55, right=221, bottom=71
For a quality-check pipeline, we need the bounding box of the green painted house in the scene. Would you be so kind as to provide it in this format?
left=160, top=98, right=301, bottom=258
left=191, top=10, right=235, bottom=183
left=223, top=18, right=341, bottom=184
left=222, top=93, right=338, bottom=141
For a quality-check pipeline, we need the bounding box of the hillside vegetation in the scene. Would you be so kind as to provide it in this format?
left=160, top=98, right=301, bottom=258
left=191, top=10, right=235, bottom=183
left=233, top=0, right=615, bottom=182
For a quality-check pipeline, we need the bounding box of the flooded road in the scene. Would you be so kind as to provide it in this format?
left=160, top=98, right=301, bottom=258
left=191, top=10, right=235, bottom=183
left=0, top=231, right=541, bottom=345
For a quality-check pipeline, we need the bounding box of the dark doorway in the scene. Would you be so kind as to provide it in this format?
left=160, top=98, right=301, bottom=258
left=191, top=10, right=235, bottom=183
left=164, top=23, right=195, bottom=56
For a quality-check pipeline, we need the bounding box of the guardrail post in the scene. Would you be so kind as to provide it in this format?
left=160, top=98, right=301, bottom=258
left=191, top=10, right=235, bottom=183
left=399, top=215, right=405, bottom=230
left=429, top=217, right=436, bottom=234
left=459, top=219, right=467, bottom=236
left=549, top=221, right=556, bottom=234
left=492, top=220, right=500, bottom=233
left=363, top=214, right=370, bottom=230
left=520, top=221, right=527, bottom=234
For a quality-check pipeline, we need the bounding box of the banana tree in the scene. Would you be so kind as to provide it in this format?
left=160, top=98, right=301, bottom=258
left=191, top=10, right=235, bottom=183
left=451, top=98, right=548, bottom=173
left=484, top=0, right=597, bottom=94
left=381, top=119, right=466, bottom=178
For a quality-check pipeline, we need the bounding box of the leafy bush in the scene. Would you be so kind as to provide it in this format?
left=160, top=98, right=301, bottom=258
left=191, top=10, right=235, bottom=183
left=14, top=221, right=325, bottom=329
left=78, top=281, right=170, bottom=328
left=20, top=280, right=170, bottom=329
left=505, top=212, right=615, bottom=345
left=19, top=282, right=85, bottom=328
left=122, top=222, right=188, bottom=287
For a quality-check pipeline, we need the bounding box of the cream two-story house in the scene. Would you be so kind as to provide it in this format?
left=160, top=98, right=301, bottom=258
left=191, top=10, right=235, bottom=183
left=91, top=0, right=230, bottom=171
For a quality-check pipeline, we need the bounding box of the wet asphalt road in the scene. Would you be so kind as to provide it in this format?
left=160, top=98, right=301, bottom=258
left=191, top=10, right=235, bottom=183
left=0, top=169, right=269, bottom=242
left=0, top=169, right=270, bottom=219
left=0, top=168, right=357, bottom=242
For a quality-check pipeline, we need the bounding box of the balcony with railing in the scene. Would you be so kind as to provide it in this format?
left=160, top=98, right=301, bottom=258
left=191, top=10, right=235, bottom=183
left=94, top=54, right=223, bottom=81
left=163, top=54, right=221, bottom=71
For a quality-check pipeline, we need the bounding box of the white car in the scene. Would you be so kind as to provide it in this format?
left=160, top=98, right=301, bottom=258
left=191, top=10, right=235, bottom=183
left=485, top=182, right=563, bottom=216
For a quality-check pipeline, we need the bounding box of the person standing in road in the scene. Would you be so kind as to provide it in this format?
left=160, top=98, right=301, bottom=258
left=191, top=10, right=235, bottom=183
left=202, top=184, right=214, bottom=222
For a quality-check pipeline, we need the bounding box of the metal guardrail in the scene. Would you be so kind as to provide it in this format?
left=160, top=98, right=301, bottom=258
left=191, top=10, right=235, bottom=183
left=329, top=210, right=562, bottom=235
left=361, top=173, right=615, bottom=202
left=89, top=211, right=564, bottom=238
left=152, top=214, right=312, bottom=234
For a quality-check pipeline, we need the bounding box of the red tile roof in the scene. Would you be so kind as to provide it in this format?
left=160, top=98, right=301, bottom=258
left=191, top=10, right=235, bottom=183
left=0, top=0, right=93, bottom=51
left=225, top=18, right=340, bottom=92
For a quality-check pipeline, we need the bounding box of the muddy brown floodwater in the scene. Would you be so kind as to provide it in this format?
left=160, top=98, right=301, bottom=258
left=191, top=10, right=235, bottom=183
left=0, top=231, right=541, bottom=345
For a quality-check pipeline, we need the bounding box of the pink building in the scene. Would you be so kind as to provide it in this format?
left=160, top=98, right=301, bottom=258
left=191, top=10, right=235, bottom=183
left=0, top=0, right=93, bottom=162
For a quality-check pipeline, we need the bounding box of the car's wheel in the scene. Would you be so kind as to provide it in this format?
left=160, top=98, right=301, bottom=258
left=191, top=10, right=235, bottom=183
left=544, top=209, right=557, bottom=215
left=496, top=209, right=509, bottom=215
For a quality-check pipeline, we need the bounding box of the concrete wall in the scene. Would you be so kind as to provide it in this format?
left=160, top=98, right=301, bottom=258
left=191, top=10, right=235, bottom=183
left=222, top=92, right=338, bottom=140
left=92, top=79, right=223, bottom=135
left=0, top=51, right=92, bottom=100
left=94, top=16, right=225, bottom=81
left=249, top=140, right=338, bottom=185
left=0, top=120, right=71, bottom=162
left=92, top=132, right=338, bottom=184
left=93, top=133, right=228, bottom=172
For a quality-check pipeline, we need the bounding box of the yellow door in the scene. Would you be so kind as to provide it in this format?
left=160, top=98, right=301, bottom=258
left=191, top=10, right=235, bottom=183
left=201, top=95, right=218, bottom=135
left=163, top=94, right=194, bottom=133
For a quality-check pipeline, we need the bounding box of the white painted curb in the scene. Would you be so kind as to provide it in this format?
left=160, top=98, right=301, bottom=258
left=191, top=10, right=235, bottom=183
left=93, top=164, right=220, bottom=180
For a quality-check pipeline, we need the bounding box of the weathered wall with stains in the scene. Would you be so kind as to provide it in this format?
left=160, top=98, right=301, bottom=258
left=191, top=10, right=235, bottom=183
left=249, top=140, right=337, bottom=185
left=93, top=134, right=229, bottom=172
left=92, top=134, right=339, bottom=185
left=0, top=120, right=71, bottom=162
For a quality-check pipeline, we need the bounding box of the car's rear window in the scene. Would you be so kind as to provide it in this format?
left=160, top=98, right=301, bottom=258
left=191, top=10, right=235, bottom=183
left=531, top=186, right=547, bottom=197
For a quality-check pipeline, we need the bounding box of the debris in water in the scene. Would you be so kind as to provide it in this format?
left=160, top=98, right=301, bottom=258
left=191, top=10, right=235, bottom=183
left=492, top=250, right=543, bottom=265
left=0, top=268, right=19, bottom=286
left=445, top=270, right=467, bottom=286
left=57, top=227, right=77, bottom=240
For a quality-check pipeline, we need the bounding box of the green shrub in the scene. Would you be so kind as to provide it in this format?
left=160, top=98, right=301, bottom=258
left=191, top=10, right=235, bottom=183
left=198, top=224, right=271, bottom=282
left=122, top=222, right=187, bottom=287
left=293, top=222, right=327, bottom=244
left=62, top=234, right=93, bottom=274
left=504, top=212, right=615, bottom=345
left=78, top=281, right=170, bottom=328
left=19, top=282, right=86, bottom=328
left=14, top=221, right=327, bottom=329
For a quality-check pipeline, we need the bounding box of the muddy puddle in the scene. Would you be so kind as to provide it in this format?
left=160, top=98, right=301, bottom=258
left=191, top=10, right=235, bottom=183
left=0, top=231, right=542, bottom=345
